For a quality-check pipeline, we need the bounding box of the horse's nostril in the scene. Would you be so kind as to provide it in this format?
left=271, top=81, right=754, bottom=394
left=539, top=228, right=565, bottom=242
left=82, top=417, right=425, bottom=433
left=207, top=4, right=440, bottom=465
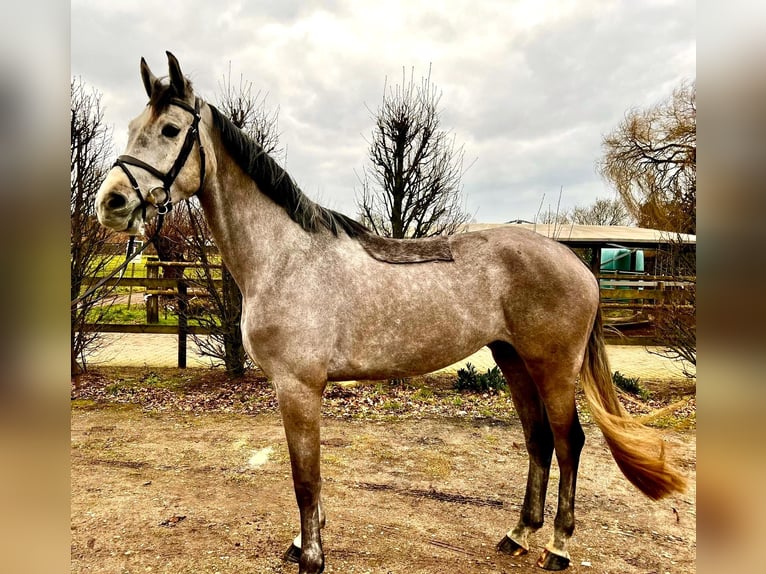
left=106, top=193, right=127, bottom=210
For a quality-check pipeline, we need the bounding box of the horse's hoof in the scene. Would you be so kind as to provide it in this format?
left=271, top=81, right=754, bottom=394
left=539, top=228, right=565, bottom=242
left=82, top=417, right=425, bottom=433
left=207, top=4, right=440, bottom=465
left=283, top=542, right=301, bottom=563
left=497, top=534, right=528, bottom=556
left=537, top=548, right=570, bottom=570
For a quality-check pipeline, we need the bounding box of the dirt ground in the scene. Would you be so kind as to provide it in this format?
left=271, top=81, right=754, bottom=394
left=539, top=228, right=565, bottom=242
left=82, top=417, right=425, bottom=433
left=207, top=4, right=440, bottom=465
left=71, top=370, right=695, bottom=574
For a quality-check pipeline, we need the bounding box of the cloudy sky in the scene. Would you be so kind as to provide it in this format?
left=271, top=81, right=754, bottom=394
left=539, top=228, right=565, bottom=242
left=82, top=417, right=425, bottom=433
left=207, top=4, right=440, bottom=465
left=71, top=0, right=695, bottom=224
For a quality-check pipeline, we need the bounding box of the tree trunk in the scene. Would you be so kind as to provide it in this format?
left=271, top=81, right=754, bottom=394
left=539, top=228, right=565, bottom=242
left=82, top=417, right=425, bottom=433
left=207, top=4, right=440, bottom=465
left=221, top=265, right=246, bottom=377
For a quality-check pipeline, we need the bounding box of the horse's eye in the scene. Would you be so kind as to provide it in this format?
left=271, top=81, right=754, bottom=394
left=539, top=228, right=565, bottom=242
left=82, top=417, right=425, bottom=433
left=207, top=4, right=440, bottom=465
left=162, top=124, right=181, bottom=138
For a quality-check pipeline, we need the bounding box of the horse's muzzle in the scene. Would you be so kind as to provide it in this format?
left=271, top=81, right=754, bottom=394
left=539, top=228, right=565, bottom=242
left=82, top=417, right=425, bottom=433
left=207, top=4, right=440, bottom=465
left=95, top=187, right=143, bottom=233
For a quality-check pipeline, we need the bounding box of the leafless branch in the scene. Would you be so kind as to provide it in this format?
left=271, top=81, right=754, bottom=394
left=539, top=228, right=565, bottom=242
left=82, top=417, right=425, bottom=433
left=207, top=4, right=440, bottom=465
left=356, top=67, right=470, bottom=238
left=598, top=80, right=695, bottom=234
left=70, top=77, right=117, bottom=375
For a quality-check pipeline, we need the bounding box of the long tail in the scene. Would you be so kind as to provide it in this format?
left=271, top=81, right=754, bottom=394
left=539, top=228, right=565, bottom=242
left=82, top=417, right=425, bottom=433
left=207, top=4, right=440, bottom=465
left=580, top=311, right=687, bottom=500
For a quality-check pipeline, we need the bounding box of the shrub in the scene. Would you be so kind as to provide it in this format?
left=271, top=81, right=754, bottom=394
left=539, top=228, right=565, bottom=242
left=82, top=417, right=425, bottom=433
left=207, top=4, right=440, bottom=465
left=454, top=363, right=508, bottom=393
left=612, top=371, right=648, bottom=399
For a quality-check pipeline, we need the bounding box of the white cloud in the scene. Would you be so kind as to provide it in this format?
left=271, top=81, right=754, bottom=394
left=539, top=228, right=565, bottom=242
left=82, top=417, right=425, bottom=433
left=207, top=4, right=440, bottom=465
left=71, top=0, right=695, bottom=222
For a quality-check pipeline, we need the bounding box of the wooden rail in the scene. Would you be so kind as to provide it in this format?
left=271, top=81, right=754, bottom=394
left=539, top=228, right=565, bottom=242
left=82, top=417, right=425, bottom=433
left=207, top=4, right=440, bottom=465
left=598, top=275, right=694, bottom=311
left=80, top=323, right=212, bottom=335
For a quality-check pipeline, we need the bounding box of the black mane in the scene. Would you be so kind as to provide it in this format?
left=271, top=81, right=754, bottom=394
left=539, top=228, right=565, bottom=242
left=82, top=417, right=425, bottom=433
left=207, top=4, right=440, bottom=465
left=208, top=104, right=369, bottom=238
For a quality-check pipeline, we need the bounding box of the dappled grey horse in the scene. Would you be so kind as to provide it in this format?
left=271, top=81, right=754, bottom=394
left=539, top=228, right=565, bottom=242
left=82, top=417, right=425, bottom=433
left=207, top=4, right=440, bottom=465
left=95, top=53, right=685, bottom=573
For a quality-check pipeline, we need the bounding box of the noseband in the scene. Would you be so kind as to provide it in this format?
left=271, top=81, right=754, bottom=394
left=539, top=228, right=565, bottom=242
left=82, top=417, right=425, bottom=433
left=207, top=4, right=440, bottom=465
left=113, top=96, right=207, bottom=234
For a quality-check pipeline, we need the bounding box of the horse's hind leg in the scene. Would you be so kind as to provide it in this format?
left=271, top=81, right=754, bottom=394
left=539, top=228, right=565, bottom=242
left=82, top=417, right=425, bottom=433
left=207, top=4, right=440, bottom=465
left=490, top=342, right=554, bottom=558
left=523, top=352, right=586, bottom=571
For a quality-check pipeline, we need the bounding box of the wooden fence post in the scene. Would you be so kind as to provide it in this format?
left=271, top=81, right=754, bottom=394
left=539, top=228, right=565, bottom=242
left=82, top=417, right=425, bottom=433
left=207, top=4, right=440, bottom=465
left=146, top=256, right=159, bottom=323
left=177, top=280, right=188, bottom=369
left=590, top=247, right=602, bottom=275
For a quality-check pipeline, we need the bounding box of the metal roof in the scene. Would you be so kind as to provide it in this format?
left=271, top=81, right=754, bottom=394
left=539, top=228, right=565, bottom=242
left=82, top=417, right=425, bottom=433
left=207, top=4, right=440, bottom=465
left=465, top=223, right=696, bottom=248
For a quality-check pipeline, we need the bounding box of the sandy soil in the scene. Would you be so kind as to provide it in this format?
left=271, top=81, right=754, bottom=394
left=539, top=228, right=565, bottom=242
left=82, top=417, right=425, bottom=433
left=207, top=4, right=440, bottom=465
left=71, top=404, right=695, bottom=573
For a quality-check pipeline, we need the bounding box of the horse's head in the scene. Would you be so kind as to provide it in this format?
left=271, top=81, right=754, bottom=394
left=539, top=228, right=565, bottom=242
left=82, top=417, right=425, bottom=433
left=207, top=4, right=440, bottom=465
left=95, top=52, right=212, bottom=234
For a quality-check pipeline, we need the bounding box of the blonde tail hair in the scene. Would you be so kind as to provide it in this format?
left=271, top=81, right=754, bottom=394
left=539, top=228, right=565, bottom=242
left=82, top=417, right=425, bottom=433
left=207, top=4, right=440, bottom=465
left=580, top=311, right=686, bottom=499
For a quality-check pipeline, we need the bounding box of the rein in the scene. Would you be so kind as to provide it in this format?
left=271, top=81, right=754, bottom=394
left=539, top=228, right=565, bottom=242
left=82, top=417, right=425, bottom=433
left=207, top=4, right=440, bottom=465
left=71, top=97, right=206, bottom=309
left=71, top=227, right=160, bottom=309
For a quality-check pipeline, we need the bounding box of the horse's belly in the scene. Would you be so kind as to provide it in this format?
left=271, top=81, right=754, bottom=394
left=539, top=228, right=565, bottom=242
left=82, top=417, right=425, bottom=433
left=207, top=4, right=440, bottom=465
left=327, top=349, right=484, bottom=381
left=326, top=319, right=493, bottom=381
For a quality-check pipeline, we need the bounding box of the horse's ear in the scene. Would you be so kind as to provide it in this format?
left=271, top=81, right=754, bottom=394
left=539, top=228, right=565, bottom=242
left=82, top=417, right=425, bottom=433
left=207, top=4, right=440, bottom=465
left=166, top=51, right=188, bottom=98
left=140, top=57, right=158, bottom=99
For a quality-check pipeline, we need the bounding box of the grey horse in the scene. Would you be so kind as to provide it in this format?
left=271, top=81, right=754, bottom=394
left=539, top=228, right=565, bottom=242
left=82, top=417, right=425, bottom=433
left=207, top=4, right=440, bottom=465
left=94, top=52, right=685, bottom=574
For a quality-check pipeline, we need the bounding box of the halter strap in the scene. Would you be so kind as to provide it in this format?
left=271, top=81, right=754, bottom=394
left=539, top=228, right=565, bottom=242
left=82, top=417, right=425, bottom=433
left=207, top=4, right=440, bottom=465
left=115, top=155, right=167, bottom=182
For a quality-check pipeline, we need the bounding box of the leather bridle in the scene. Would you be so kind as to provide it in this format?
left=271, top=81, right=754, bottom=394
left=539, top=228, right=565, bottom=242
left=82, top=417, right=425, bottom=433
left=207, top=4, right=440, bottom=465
left=72, top=97, right=207, bottom=309
left=113, top=96, right=207, bottom=234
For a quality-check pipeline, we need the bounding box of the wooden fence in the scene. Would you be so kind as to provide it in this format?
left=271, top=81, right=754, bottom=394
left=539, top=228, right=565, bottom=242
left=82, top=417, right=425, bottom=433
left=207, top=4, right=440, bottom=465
left=598, top=275, right=695, bottom=310
left=78, top=260, right=695, bottom=367
left=79, top=259, right=221, bottom=368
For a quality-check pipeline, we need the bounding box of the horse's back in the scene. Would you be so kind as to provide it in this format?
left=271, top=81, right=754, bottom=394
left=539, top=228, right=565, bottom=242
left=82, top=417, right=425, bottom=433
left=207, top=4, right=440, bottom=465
left=449, top=226, right=596, bottom=291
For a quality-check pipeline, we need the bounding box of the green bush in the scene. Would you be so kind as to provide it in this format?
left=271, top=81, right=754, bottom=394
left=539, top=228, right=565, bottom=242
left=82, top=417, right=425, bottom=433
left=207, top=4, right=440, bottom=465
left=612, top=371, right=648, bottom=399
left=454, top=363, right=508, bottom=393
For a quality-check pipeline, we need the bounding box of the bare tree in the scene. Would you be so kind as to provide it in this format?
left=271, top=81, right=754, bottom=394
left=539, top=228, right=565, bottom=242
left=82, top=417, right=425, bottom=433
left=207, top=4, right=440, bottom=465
left=650, top=241, right=696, bottom=376
left=571, top=197, right=634, bottom=226
left=357, top=68, right=470, bottom=238
left=600, top=82, right=696, bottom=371
left=217, top=62, right=282, bottom=158
left=70, top=78, right=115, bottom=375
left=599, top=80, right=696, bottom=234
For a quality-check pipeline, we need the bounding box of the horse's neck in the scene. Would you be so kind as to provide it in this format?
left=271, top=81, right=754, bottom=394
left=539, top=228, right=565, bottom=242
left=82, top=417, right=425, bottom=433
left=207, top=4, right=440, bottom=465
left=197, top=150, right=310, bottom=296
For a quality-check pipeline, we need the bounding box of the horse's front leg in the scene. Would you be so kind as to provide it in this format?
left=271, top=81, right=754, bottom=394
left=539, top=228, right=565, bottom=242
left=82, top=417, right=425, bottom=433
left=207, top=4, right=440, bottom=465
left=283, top=496, right=326, bottom=564
left=275, top=376, right=326, bottom=574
